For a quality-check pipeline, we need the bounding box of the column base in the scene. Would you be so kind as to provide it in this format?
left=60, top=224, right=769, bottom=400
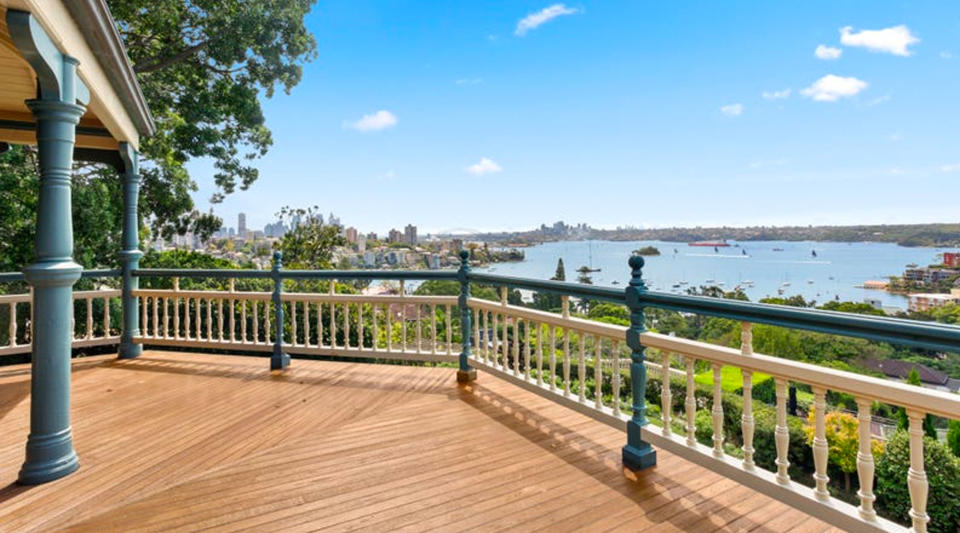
left=457, top=369, right=477, bottom=383
left=118, top=342, right=142, bottom=359
left=271, top=352, right=290, bottom=371
left=18, top=428, right=79, bottom=485
left=623, top=420, right=657, bottom=474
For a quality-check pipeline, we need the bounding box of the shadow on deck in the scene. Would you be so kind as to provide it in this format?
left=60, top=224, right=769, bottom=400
left=0, top=351, right=834, bottom=532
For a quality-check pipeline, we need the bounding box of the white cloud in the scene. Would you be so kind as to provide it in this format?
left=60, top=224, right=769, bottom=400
left=720, top=103, right=743, bottom=116
left=515, top=4, right=579, bottom=36
left=815, top=45, right=842, bottom=60
left=941, top=163, right=960, bottom=173
left=466, top=158, right=502, bottom=176
left=761, top=89, right=791, bottom=100
left=800, top=75, right=867, bottom=102
left=840, top=25, right=919, bottom=56
left=344, top=110, right=397, bottom=132
left=941, top=51, right=953, bottom=59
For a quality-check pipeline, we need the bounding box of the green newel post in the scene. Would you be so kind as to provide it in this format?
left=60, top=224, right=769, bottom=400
left=457, top=250, right=476, bottom=383
left=118, top=143, right=142, bottom=359
left=271, top=251, right=290, bottom=370
left=622, top=255, right=657, bottom=472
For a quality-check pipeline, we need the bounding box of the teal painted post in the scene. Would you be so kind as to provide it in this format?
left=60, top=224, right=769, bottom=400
left=271, top=251, right=290, bottom=370
left=118, top=143, right=142, bottom=358
left=456, top=250, right=476, bottom=383
left=622, top=255, right=657, bottom=472
left=18, top=71, right=85, bottom=484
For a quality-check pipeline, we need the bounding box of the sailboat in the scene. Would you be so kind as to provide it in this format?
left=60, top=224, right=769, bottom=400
left=579, top=242, right=601, bottom=273
left=811, top=249, right=818, bottom=258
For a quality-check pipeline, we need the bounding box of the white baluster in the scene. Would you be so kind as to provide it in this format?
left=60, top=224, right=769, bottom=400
left=548, top=325, right=556, bottom=390
left=400, top=301, right=407, bottom=353
left=594, top=337, right=602, bottom=409
left=252, top=300, right=259, bottom=344
left=330, top=300, right=337, bottom=348
left=194, top=298, right=201, bottom=339
left=492, top=311, right=499, bottom=367
left=105, top=296, right=111, bottom=337
left=204, top=296, right=211, bottom=341
left=685, top=357, right=696, bottom=446
left=430, top=304, right=436, bottom=354
left=358, top=302, right=364, bottom=349
left=264, top=298, right=271, bottom=343
left=290, top=299, right=298, bottom=346
left=524, top=321, right=532, bottom=382
left=172, top=278, right=180, bottom=338
left=445, top=304, right=452, bottom=355
left=856, top=398, right=877, bottom=522
left=385, top=302, right=390, bottom=352
left=151, top=295, right=158, bottom=339
left=343, top=302, right=350, bottom=348
left=741, top=322, right=755, bottom=470
left=812, top=387, right=830, bottom=501
left=216, top=298, right=223, bottom=341
left=711, top=363, right=724, bottom=458
left=414, top=304, right=420, bottom=353
left=371, top=304, right=378, bottom=351
left=661, top=351, right=672, bottom=436
left=578, top=334, right=586, bottom=402
left=612, top=341, right=621, bottom=416
left=563, top=327, right=571, bottom=397
left=303, top=300, right=310, bottom=347
left=775, top=378, right=790, bottom=484
left=141, top=296, right=148, bottom=338
left=242, top=298, right=248, bottom=343
left=513, top=317, right=521, bottom=376
left=229, top=279, right=235, bottom=342
left=907, top=410, right=930, bottom=532
left=471, top=308, right=479, bottom=360
left=9, top=302, right=17, bottom=347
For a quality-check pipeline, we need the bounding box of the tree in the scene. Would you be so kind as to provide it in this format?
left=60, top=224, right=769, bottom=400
left=275, top=207, right=345, bottom=270
left=553, top=258, right=566, bottom=282
left=532, top=258, right=566, bottom=311
left=0, top=1, right=319, bottom=271
left=896, top=368, right=938, bottom=438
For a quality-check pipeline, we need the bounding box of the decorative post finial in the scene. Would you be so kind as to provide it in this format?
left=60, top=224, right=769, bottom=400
left=270, top=250, right=289, bottom=370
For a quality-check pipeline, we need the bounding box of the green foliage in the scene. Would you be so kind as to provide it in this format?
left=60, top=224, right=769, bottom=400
left=275, top=207, right=345, bottom=269
left=948, top=421, right=960, bottom=458
left=531, top=258, right=566, bottom=311
left=818, top=300, right=886, bottom=316
left=875, top=431, right=960, bottom=531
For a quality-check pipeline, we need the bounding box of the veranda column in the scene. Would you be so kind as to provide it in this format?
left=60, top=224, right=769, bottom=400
left=8, top=10, right=89, bottom=485
left=622, top=255, right=657, bottom=473
left=118, top=143, right=142, bottom=358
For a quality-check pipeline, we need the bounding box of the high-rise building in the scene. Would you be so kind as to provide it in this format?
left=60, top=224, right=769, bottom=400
left=238, top=213, right=247, bottom=237
left=404, top=224, right=417, bottom=245
left=366, top=232, right=378, bottom=242
left=345, top=227, right=358, bottom=244
left=388, top=229, right=403, bottom=243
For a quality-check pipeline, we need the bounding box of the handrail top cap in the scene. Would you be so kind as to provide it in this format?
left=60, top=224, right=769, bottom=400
left=273, top=251, right=282, bottom=260
left=629, top=255, right=644, bottom=270
left=459, top=250, right=469, bottom=261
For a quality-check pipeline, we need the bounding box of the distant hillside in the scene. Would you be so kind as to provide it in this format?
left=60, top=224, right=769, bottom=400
left=450, top=223, right=960, bottom=247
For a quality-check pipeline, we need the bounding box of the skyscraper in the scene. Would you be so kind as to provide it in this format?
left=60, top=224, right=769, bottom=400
left=404, top=224, right=417, bottom=245
left=238, top=213, right=247, bottom=237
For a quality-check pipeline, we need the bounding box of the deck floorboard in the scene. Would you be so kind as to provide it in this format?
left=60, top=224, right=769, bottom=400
left=0, top=351, right=830, bottom=532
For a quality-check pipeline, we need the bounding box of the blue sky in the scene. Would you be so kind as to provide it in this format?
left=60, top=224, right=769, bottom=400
left=190, top=1, right=960, bottom=235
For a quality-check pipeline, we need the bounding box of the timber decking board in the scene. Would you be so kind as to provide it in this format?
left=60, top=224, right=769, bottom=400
left=0, top=350, right=831, bottom=532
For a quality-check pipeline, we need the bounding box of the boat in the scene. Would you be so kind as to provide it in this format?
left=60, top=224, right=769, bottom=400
left=807, top=279, right=814, bottom=284
left=717, top=281, right=725, bottom=286
left=679, top=280, right=689, bottom=285
left=689, top=240, right=730, bottom=247
left=811, top=250, right=817, bottom=258
left=611, top=280, right=620, bottom=285
left=705, top=278, right=715, bottom=283
left=781, top=282, right=791, bottom=287
left=906, top=263, right=918, bottom=268
left=742, top=249, right=747, bottom=255
left=772, top=248, right=784, bottom=252
left=672, top=283, right=681, bottom=289
left=578, top=266, right=601, bottom=273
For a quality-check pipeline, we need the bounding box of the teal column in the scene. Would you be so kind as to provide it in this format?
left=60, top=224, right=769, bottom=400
left=18, top=70, right=85, bottom=485
left=622, top=255, right=657, bottom=472
left=271, top=251, right=289, bottom=370
left=456, top=250, right=476, bottom=383
left=118, top=143, right=142, bottom=358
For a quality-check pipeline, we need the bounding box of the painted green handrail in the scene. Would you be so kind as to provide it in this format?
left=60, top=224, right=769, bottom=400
left=133, top=268, right=458, bottom=281
left=0, top=269, right=121, bottom=282
left=466, top=272, right=625, bottom=303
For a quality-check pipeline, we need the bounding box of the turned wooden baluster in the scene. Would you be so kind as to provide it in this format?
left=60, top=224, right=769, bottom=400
left=194, top=298, right=201, bottom=339
left=685, top=357, right=696, bottom=446
left=358, top=302, right=365, bottom=349
left=290, top=299, right=298, bottom=347
left=711, top=363, right=724, bottom=457
left=252, top=300, right=259, bottom=344
left=217, top=298, right=223, bottom=342
left=513, top=317, right=521, bottom=376
left=9, top=302, right=16, bottom=347
left=594, top=338, right=603, bottom=409
left=612, top=340, right=621, bottom=416
left=856, top=398, right=877, bottom=522
left=775, top=378, right=790, bottom=484
left=578, top=334, right=586, bottom=402
left=152, top=295, right=159, bottom=338
left=445, top=304, right=452, bottom=355
left=207, top=296, right=213, bottom=341
left=562, top=296, right=571, bottom=396
left=741, top=322, right=755, bottom=470
left=414, top=304, right=420, bottom=353
left=524, top=321, right=532, bottom=382
left=330, top=299, right=337, bottom=349
left=907, top=410, right=930, bottom=532
left=491, top=310, right=499, bottom=367
left=104, top=296, right=111, bottom=337
left=812, top=387, right=830, bottom=501
left=344, top=302, right=351, bottom=349
left=548, top=324, right=557, bottom=390
left=400, top=301, right=407, bottom=353
left=228, top=279, right=236, bottom=342
left=661, top=351, right=672, bottom=436
left=85, top=297, right=93, bottom=340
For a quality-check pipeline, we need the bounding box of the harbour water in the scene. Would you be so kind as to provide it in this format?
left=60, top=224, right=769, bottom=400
left=477, top=240, right=948, bottom=310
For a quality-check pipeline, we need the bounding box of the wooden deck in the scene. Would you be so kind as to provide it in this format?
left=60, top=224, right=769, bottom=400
left=0, top=351, right=835, bottom=532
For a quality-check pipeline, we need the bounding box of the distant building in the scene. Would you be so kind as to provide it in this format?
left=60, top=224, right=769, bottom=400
left=404, top=224, right=417, bottom=245
left=357, top=234, right=366, bottom=253
left=238, top=213, right=247, bottom=237
left=264, top=221, right=287, bottom=238
left=328, top=212, right=340, bottom=227
left=366, top=232, right=378, bottom=242
left=388, top=229, right=403, bottom=243
left=904, top=267, right=959, bottom=285
left=861, top=359, right=960, bottom=393
left=908, top=288, right=960, bottom=312
left=345, top=227, right=358, bottom=244
left=943, top=252, right=960, bottom=268
left=862, top=280, right=889, bottom=290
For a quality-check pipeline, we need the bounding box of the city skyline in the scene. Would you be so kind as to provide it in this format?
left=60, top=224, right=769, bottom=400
left=186, top=1, right=960, bottom=233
